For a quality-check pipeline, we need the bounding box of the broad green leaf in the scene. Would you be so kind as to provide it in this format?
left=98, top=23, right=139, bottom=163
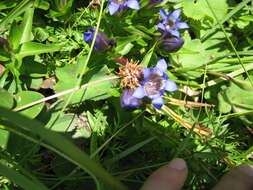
left=55, top=65, right=117, bottom=104
left=20, top=60, right=47, bottom=77
left=117, top=43, right=134, bottom=55
left=9, top=22, right=22, bottom=50
left=223, top=82, right=253, bottom=113
left=49, top=0, right=74, bottom=17
left=218, top=92, right=231, bottom=113
left=141, top=43, right=156, bottom=67
left=19, top=7, right=34, bottom=44
left=171, top=33, right=211, bottom=78
left=46, top=114, right=92, bottom=138
left=0, top=88, right=14, bottom=109
left=0, top=107, right=128, bottom=190
left=15, top=91, right=44, bottom=118
left=0, top=162, right=49, bottom=190
left=182, top=0, right=228, bottom=21
left=115, top=36, right=136, bottom=55
left=34, top=0, right=50, bottom=10
left=8, top=6, right=34, bottom=49
left=0, top=128, right=9, bottom=149
left=17, top=42, right=62, bottom=58
left=230, top=78, right=253, bottom=91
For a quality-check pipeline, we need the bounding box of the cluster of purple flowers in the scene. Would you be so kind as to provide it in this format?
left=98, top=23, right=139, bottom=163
left=156, top=9, right=189, bottom=52
left=83, top=1, right=189, bottom=109
left=121, top=59, right=177, bottom=109
left=83, top=3, right=188, bottom=52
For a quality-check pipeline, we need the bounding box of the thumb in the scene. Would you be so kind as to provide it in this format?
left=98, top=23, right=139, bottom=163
left=141, top=158, right=188, bottom=190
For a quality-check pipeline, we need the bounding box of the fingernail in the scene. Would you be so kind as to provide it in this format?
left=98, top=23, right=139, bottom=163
left=168, top=158, right=186, bottom=171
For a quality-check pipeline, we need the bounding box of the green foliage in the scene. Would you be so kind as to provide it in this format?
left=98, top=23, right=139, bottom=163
left=15, top=91, right=45, bottom=118
left=0, top=0, right=253, bottom=189
left=182, top=0, right=228, bottom=21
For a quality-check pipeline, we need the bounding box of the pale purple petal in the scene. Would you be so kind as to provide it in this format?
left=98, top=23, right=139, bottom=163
left=121, top=89, right=141, bottom=108
left=159, top=9, right=168, bottom=20
left=152, top=97, right=164, bottom=109
left=176, top=22, right=189, bottom=29
left=156, top=23, right=166, bottom=31
left=156, top=59, right=167, bottom=72
left=170, top=9, right=181, bottom=20
left=126, top=0, right=140, bottom=10
left=169, top=29, right=180, bottom=37
left=133, top=86, right=145, bottom=98
left=143, top=68, right=151, bottom=79
left=108, top=2, right=120, bottom=15
left=165, top=80, right=177, bottom=92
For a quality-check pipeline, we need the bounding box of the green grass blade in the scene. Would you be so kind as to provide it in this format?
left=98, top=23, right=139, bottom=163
left=107, top=137, right=156, bottom=164
left=0, top=0, right=33, bottom=31
left=205, top=0, right=253, bottom=87
left=0, top=162, right=49, bottom=190
left=0, top=107, right=128, bottom=190
left=201, top=0, right=251, bottom=41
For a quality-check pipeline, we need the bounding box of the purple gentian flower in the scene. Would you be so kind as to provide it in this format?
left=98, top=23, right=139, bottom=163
left=108, top=0, right=140, bottom=15
left=121, top=89, right=141, bottom=108
left=157, top=9, right=189, bottom=37
left=160, top=35, right=184, bottom=52
left=132, top=59, right=177, bottom=109
left=84, top=28, right=115, bottom=51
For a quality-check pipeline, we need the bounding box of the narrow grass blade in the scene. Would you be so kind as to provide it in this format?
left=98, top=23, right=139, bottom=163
left=0, top=107, right=128, bottom=190
left=0, top=162, right=49, bottom=190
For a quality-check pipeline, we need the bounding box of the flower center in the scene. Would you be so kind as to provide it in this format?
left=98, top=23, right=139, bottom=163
left=144, top=74, right=163, bottom=96
left=168, top=19, right=175, bottom=28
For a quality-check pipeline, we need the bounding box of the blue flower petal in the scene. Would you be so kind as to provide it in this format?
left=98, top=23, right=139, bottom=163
left=156, top=59, right=167, bottom=73
left=168, top=29, right=180, bottom=37
left=156, top=23, right=166, bottom=31
left=165, top=79, right=177, bottom=92
left=108, top=2, right=120, bottom=15
left=176, top=22, right=189, bottom=29
left=126, top=0, right=140, bottom=10
left=133, top=86, right=145, bottom=98
left=83, top=32, right=93, bottom=43
left=121, top=89, right=141, bottom=108
left=159, top=9, right=168, bottom=20
left=170, top=9, right=181, bottom=20
left=143, top=68, right=151, bottom=79
left=152, top=97, right=164, bottom=109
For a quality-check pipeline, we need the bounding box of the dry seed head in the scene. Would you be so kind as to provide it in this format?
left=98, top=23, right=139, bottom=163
left=118, top=60, right=143, bottom=89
